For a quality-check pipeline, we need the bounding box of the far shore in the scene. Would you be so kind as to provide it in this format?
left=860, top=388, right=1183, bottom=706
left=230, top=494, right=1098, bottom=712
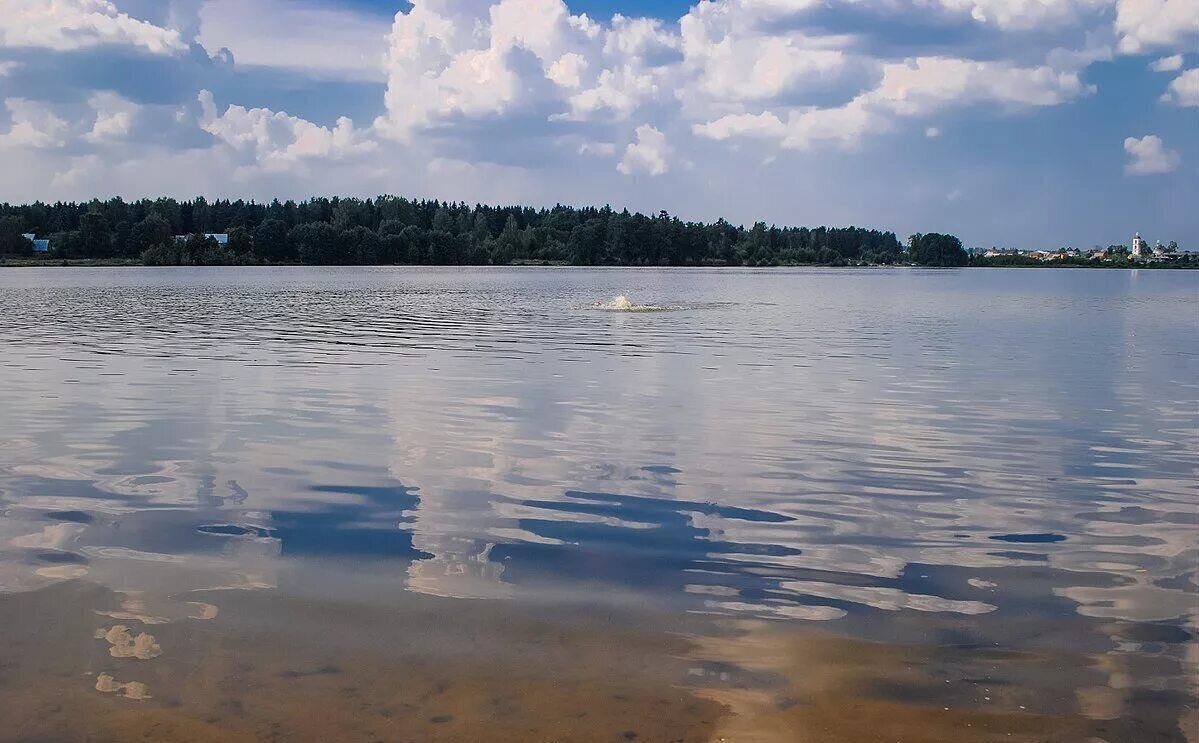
left=2, top=258, right=1196, bottom=270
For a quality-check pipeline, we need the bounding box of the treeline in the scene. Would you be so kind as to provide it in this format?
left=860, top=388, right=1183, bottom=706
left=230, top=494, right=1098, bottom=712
left=0, top=196, right=956, bottom=267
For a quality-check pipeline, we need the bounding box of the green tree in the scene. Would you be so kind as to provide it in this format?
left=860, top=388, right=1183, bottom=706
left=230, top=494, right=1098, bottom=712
left=908, top=232, right=967, bottom=266
left=254, top=219, right=291, bottom=262
left=293, top=223, right=340, bottom=264
left=227, top=227, right=254, bottom=259
left=80, top=210, right=112, bottom=258
left=340, top=226, right=381, bottom=264
left=131, top=215, right=172, bottom=255
left=491, top=215, right=523, bottom=265
left=0, top=216, right=33, bottom=256
left=568, top=218, right=606, bottom=265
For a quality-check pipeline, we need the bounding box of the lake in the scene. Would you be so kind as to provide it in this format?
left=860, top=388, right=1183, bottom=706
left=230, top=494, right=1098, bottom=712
left=0, top=266, right=1195, bottom=742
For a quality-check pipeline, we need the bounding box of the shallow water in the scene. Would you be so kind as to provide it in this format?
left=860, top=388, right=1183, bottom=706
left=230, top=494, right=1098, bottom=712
left=0, top=266, right=1195, bottom=742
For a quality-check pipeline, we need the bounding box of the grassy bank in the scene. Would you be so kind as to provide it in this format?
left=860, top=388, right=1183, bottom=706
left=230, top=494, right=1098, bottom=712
left=0, top=257, right=143, bottom=268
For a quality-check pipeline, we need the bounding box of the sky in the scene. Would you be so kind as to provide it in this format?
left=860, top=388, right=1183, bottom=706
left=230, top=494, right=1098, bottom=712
left=0, top=0, right=1196, bottom=249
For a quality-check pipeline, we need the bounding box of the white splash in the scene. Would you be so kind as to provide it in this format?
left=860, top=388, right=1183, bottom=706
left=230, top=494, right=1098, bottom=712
left=590, top=295, right=671, bottom=312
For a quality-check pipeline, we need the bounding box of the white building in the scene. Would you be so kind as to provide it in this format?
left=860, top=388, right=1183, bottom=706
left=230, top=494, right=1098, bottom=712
left=1131, top=232, right=1148, bottom=259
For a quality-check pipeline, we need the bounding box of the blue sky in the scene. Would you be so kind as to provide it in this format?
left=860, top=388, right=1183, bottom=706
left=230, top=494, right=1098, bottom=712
left=0, top=0, right=1195, bottom=249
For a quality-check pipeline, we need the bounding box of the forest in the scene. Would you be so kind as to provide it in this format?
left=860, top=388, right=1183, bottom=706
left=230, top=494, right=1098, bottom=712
left=0, top=196, right=967, bottom=267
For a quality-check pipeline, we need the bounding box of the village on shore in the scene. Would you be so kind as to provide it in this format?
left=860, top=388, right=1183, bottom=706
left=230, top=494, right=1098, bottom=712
left=972, top=232, right=1194, bottom=265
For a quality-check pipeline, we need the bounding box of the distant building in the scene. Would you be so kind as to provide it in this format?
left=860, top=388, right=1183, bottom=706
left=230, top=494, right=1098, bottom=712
left=1131, top=232, right=1148, bottom=259
left=172, top=233, right=229, bottom=245
left=21, top=233, right=50, bottom=253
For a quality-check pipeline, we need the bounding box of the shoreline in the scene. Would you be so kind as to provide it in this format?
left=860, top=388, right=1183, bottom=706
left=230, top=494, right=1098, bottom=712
left=2, top=259, right=1195, bottom=270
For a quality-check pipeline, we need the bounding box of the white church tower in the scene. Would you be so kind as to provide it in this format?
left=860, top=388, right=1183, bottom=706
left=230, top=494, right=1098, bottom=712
left=1131, top=232, right=1148, bottom=259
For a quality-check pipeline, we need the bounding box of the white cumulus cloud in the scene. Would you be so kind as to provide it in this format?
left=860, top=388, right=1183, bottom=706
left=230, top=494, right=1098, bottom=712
left=618, top=124, right=671, bottom=175
left=1160, top=68, right=1199, bottom=105
left=936, top=0, right=1112, bottom=29
left=1116, top=0, right=1199, bottom=53
left=696, top=56, right=1094, bottom=150
left=85, top=92, right=139, bottom=143
left=678, top=0, right=866, bottom=111
left=1123, top=134, right=1180, bottom=175
left=0, top=98, right=70, bottom=149
left=0, top=0, right=185, bottom=54
left=377, top=0, right=605, bottom=138
left=1150, top=54, right=1184, bottom=72
left=197, top=0, right=390, bottom=81
left=198, top=90, right=376, bottom=172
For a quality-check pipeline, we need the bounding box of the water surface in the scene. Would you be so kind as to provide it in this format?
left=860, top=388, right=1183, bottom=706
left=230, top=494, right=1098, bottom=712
left=0, top=267, right=1195, bottom=741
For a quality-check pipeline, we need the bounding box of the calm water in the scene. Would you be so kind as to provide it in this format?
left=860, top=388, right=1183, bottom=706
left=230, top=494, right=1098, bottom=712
left=0, top=266, right=1195, bottom=742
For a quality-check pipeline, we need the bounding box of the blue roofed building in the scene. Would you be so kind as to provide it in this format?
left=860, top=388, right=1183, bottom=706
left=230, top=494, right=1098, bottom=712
left=21, top=233, right=50, bottom=253
left=173, top=233, right=229, bottom=245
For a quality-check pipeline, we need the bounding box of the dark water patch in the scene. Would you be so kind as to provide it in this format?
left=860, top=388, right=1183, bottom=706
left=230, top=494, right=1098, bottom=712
left=1153, top=574, right=1196, bottom=591
left=640, top=465, right=681, bottom=475
left=272, top=510, right=430, bottom=559
left=1110, top=623, right=1192, bottom=645
left=80, top=508, right=262, bottom=556
left=989, top=533, right=1067, bottom=544
left=43, top=510, right=93, bottom=524
left=197, top=523, right=275, bottom=538
left=559, top=490, right=793, bottom=523
left=30, top=551, right=88, bottom=565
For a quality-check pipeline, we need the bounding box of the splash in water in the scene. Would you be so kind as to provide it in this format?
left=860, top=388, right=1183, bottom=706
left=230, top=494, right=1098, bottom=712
left=590, top=295, right=672, bottom=312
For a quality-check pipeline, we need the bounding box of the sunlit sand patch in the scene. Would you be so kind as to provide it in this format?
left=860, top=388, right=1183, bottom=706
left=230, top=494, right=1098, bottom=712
left=94, top=672, right=151, bottom=700
left=95, top=625, right=163, bottom=660
left=1058, top=583, right=1199, bottom=622
left=707, top=600, right=846, bottom=621
left=36, top=565, right=90, bottom=580
left=188, top=601, right=220, bottom=620
left=4, top=582, right=726, bottom=742
left=9, top=522, right=85, bottom=549
left=94, top=592, right=221, bottom=624
left=94, top=593, right=170, bottom=625
left=406, top=547, right=513, bottom=600
left=684, top=620, right=1092, bottom=743
left=81, top=546, right=189, bottom=563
